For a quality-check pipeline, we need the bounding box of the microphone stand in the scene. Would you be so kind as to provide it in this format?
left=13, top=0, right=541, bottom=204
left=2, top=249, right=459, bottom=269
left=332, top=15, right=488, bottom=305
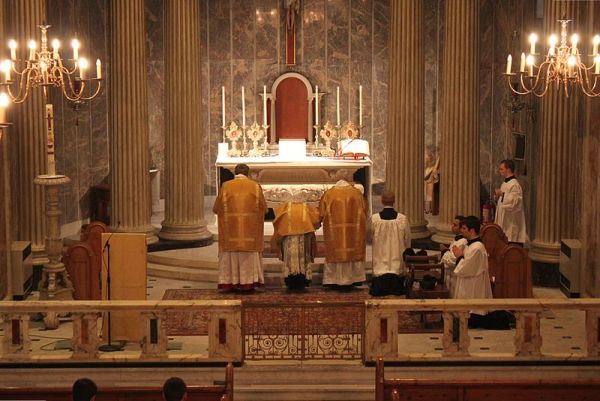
left=99, top=232, right=123, bottom=352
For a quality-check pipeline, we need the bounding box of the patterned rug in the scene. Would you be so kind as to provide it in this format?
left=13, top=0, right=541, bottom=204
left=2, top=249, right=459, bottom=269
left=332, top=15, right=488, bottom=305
left=163, top=288, right=442, bottom=336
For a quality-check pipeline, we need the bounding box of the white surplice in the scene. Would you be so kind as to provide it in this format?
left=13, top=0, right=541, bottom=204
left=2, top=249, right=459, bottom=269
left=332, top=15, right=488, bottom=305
left=453, top=238, right=493, bottom=315
left=370, top=212, right=411, bottom=276
left=495, top=177, right=528, bottom=243
left=441, top=236, right=468, bottom=297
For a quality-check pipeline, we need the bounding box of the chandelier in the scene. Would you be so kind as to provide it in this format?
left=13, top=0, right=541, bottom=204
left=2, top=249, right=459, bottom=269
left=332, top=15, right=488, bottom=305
left=504, top=20, right=600, bottom=97
left=0, top=24, right=102, bottom=103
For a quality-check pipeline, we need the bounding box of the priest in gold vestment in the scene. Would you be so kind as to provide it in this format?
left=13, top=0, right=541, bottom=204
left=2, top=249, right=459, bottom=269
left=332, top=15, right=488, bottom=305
left=319, top=170, right=368, bottom=290
left=271, top=202, right=321, bottom=290
left=213, top=164, right=267, bottom=291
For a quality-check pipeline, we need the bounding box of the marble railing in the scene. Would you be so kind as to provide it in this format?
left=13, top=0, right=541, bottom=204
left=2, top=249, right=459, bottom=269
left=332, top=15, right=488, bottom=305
left=0, top=300, right=242, bottom=362
left=365, top=298, right=600, bottom=362
left=2, top=299, right=599, bottom=363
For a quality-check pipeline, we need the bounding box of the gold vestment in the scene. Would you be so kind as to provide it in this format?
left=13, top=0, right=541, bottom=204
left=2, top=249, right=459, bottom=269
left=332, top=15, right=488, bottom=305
left=213, top=176, right=267, bottom=252
left=271, top=202, right=321, bottom=253
left=319, top=184, right=367, bottom=263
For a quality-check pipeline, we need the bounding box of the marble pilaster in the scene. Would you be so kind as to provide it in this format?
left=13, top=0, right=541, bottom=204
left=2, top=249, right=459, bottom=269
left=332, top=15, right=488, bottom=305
left=530, top=1, right=579, bottom=263
left=7, top=0, right=48, bottom=265
left=385, top=0, right=429, bottom=239
left=159, top=0, right=211, bottom=241
left=109, top=0, right=157, bottom=243
left=432, top=0, right=480, bottom=244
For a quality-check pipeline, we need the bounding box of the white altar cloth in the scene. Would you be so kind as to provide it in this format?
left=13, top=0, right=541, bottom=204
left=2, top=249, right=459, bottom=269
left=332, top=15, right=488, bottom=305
left=215, top=155, right=373, bottom=213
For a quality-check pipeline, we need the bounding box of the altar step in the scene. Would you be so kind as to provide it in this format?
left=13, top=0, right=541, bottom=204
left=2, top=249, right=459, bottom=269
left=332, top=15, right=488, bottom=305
left=147, top=243, right=374, bottom=286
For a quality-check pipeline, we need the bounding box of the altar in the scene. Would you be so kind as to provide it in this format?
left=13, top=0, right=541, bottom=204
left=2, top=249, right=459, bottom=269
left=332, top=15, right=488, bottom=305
left=215, top=155, right=373, bottom=214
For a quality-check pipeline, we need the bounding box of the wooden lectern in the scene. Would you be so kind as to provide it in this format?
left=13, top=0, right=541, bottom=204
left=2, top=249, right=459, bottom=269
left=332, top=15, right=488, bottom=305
left=101, top=233, right=147, bottom=342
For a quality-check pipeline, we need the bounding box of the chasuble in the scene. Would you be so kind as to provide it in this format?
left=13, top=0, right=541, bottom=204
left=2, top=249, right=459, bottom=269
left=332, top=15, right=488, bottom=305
left=271, top=202, right=321, bottom=250
left=319, top=182, right=368, bottom=263
left=213, top=175, right=267, bottom=252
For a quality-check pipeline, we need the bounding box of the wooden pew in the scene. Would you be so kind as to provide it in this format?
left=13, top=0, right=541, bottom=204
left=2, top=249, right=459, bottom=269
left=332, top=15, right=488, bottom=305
left=376, top=358, right=600, bottom=401
left=64, top=221, right=108, bottom=300
left=0, top=363, right=233, bottom=401
left=480, top=224, right=532, bottom=298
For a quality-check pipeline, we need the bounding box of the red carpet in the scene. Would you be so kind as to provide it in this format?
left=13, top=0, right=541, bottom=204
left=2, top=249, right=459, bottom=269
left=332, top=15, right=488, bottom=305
left=163, top=288, right=442, bottom=336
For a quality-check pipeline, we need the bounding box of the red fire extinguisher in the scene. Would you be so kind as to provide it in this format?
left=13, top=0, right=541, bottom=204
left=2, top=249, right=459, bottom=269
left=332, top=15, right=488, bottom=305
left=482, top=199, right=494, bottom=224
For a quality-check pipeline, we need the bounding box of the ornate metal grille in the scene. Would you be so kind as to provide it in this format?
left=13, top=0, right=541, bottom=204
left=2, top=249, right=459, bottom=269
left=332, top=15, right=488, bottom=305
left=243, top=301, right=364, bottom=360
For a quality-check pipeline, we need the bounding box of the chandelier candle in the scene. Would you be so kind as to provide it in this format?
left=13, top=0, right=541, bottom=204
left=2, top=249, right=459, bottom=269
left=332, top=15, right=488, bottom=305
left=506, top=54, right=512, bottom=74
left=529, top=33, right=537, bottom=54
left=594, top=35, right=600, bottom=56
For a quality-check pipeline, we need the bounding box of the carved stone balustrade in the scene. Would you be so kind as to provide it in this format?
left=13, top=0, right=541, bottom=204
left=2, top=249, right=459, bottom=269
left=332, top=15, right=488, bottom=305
left=0, top=300, right=242, bottom=362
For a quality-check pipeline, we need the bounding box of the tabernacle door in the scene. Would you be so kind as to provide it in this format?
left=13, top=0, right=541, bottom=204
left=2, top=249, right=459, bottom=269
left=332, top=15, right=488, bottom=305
left=101, top=233, right=147, bottom=342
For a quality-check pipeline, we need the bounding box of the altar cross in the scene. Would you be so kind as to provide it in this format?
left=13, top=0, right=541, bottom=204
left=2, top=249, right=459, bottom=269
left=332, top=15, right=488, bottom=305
left=285, top=0, right=300, bottom=65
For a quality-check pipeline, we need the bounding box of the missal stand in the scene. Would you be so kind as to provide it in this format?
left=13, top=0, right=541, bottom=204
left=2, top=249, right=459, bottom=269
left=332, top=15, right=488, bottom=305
left=99, top=231, right=121, bottom=352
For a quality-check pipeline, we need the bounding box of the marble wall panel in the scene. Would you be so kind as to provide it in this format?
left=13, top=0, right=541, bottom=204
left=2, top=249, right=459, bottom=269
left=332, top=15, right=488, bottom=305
left=327, top=0, right=350, bottom=65
left=423, top=0, right=441, bottom=153
left=303, top=0, right=325, bottom=64
left=255, top=0, right=279, bottom=60
left=350, top=0, right=372, bottom=61
left=479, top=0, right=495, bottom=200
left=208, top=0, right=231, bottom=61
left=372, top=0, right=389, bottom=185
left=232, top=0, right=255, bottom=59
left=145, top=0, right=164, bottom=62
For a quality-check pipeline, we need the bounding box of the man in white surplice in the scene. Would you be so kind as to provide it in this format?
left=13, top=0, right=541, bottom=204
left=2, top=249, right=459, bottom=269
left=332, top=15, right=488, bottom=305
left=494, top=159, right=528, bottom=245
left=439, top=215, right=468, bottom=297
left=452, top=215, right=493, bottom=318
left=368, top=191, right=411, bottom=296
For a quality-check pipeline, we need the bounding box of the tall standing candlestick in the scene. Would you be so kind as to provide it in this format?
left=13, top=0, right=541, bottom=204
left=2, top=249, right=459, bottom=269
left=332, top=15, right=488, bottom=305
left=241, top=86, right=246, bottom=126
left=315, top=85, right=319, bottom=125
left=359, top=85, right=363, bottom=126
left=221, top=86, right=226, bottom=127
left=263, top=85, right=267, bottom=126
left=336, top=86, right=340, bottom=126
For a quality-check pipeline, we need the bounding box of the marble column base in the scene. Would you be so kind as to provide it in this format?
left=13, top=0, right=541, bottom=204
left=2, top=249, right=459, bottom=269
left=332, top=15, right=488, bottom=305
left=112, top=225, right=159, bottom=245
left=159, top=221, right=212, bottom=241
left=431, top=222, right=455, bottom=244
left=410, top=221, right=431, bottom=240
left=530, top=239, right=560, bottom=264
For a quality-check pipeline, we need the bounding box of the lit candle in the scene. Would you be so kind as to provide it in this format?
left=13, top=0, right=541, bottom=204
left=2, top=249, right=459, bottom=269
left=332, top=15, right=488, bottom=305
left=336, top=86, right=340, bottom=126
left=506, top=54, right=512, bottom=74
left=0, top=60, right=10, bottom=82
left=528, top=33, right=537, bottom=54
left=594, top=55, right=600, bottom=75
left=263, top=85, right=267, bottom=126
left=593, top=35, right=600, bottom=56
left=28, top=40, right=36, bottom=60
left=315, top=85, right=319, bottom=125
left=571, top=33, right=579, bottom=55
left=241, top=86, right=246, bottom=126
left=52, top=39, right=60, bottom=59
left=71, top=38, right=80, bottom=60
left=78, top=57, right=88, bottom=80
left=549, top=34, right=557, bottom=56
left=359, top=85, right=363, bottom=126
left=96, top=59, right=102, bottom=79
left=526, top=54, right=534, bottom=76
left=0, top=92, right=9, bottom=124
left=8, top=40, right=16, bottom=61
left=520, top=53, right=526, bottom=73
left=221, top=86, right=226, bottom=127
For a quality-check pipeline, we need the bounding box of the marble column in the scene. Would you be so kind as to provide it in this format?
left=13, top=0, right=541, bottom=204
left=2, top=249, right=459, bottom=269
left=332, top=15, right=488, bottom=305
left=159, top=0, right=211, bottom=241
left=7, top=0, right=48, bottom=265
left=530, top=1, right=579, bottom=263
left=109, top=0, right=157, bottom=243
left=431, top=0, right=480, bottom=244
left=385, top=0, right=429, bottom=239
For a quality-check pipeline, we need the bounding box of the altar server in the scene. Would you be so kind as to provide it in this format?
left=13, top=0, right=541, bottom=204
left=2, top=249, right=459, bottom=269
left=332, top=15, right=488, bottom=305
left=319, top=169, right=368, bottom=290
left=440, top=215, right=468, bottom=297
left=369, top=191, right=412, bottom=296
left=494, top=159, right=528, bottom=245
left=213, top=164, right=267, bottom=291
left=271, top=202, right=321, bottom=290
left=452, top=216, right=493, bottom=317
